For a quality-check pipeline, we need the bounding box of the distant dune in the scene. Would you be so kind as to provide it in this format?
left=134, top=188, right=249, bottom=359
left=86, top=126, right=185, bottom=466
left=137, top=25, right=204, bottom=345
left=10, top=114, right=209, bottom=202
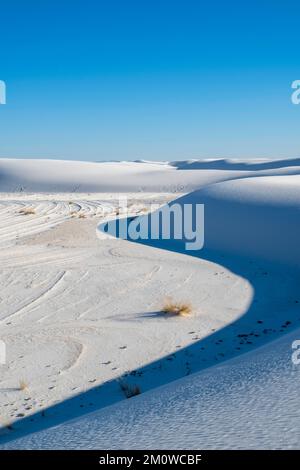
left=1, top=157, right=300, bottom=193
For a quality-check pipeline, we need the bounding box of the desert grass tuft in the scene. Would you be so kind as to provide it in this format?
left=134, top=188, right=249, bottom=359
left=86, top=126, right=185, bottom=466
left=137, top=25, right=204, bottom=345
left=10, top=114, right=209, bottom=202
left=161, top=297, right=192, bottom=317
left=19, top=380, right=28, bottom=391
left=0, top=420, right=14, bottom=432
left=119, top=380, right=141, bottom=399
left=19, top=207, right=35, bottom=215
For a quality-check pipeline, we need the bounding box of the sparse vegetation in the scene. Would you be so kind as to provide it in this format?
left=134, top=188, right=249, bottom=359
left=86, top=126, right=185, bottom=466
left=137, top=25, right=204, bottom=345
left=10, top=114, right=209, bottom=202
left=69, top=211, right=86, bottom=218
left=19, top=379, right=28, bottom=391
left=119, top=380, right=141, bottom=398
left=161, top=297, right=192, bottom=316
left=0, top=420, right=13, bottom=432
left=19, top=207, right=35, bottom=215
left=138, top=207, right=149, bottom=214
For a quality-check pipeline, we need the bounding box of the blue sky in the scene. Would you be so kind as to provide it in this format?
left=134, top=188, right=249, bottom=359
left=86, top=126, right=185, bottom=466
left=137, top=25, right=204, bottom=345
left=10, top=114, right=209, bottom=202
left=0, top=0, right=299, bottom=161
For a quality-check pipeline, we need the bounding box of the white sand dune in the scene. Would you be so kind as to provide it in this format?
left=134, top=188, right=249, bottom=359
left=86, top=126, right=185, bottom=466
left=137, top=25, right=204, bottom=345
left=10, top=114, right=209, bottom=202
left=2, top=157, right=300, bottom=193
left=0, top=157, right=299, bottom=449
left=6, top=324, right=299, bottom=450
left=175, top=174, right=300, bottom=266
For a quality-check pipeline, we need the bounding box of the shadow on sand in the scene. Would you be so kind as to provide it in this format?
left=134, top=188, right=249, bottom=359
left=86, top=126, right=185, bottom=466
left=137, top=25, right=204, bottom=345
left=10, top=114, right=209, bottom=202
left=1, top=202, right=300, bottom=444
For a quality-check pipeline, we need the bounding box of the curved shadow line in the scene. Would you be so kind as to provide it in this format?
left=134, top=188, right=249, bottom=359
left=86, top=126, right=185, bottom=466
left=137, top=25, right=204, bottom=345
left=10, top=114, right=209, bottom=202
left=1, top=209, right=300, bottom=445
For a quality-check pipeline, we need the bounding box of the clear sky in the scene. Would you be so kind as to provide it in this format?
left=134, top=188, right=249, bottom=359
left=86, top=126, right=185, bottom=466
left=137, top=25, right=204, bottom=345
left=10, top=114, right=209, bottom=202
left=0, top=0, right=299, bottom=161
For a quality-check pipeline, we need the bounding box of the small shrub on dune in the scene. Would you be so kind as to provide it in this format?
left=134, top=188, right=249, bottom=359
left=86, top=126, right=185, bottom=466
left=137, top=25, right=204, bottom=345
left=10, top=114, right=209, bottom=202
left=161, top=297, right=192, bottom=317
left=70, top=211, right=86, bottom=218
left=19, top=380, right=28, bottom=391
left=119, top=380, right=141, bottom=399
left=0, top=420, right=13, bottom=432
left=19, top=207, right=35, bottom=215
left=138, top=207, right=149, bottom=213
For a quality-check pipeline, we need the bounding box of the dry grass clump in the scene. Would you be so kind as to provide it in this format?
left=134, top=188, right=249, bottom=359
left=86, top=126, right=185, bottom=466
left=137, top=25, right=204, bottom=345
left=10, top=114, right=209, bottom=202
left=19, top=207, right=35, bottom=215
left=69, top=211, right=86, bottom=218
left=0, top=420, right=13, bottom=432
left=19, top=379, right=28, bottom=391
left=161, top=297, right=192, bottom=317
left=119, top=380, right=141, bottom=399
left=138, top=207, right=149, bottom=214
